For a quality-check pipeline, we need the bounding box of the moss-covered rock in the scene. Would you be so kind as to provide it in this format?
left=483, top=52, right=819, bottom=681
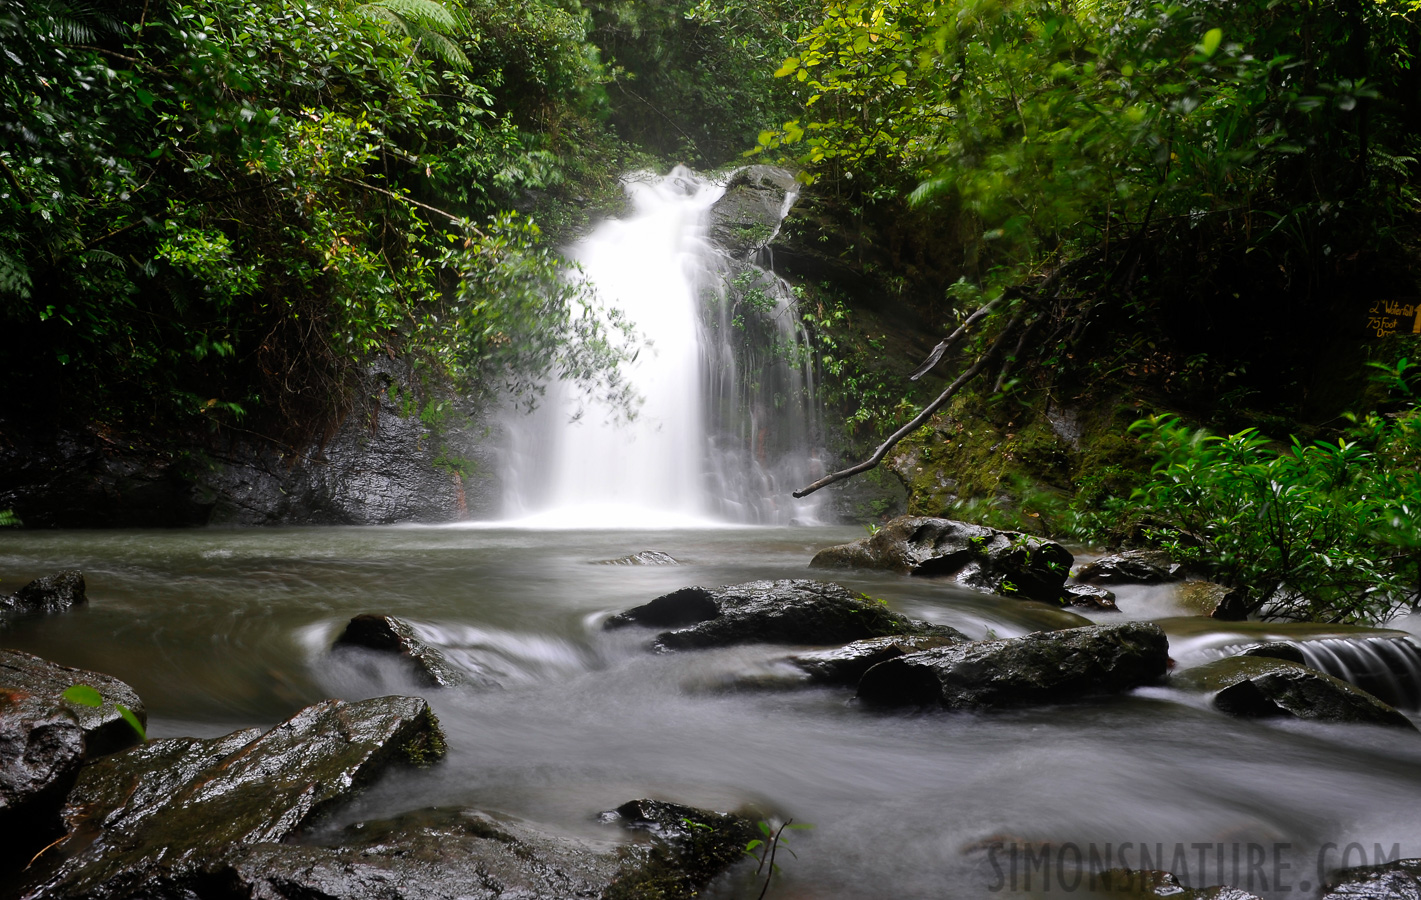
left=809, top=515, right=1074, bottom=605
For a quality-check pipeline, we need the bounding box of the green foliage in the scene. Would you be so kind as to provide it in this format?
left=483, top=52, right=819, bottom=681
left=0, top=0, right=636, bottom=441
left=1078, top=414, right=1421, bottom=623
left=62, top=683, right=147, bottom=740
left=743, top=818, right=812, bottom=899
left=0, top=509, right=20, bottom=526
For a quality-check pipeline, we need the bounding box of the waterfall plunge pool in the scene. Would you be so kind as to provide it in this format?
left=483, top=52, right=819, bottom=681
left=4, top=524, right=1420, bottom=899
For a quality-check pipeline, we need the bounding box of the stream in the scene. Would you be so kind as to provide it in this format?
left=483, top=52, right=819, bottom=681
left=4, top=524, right=1420, bottom=898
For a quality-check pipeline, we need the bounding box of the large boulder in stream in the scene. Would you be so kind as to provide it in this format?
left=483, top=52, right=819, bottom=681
left=20, top=695, right=446, bottom=900
left=1173, top=656, right=1415, bottom=729
left=856, top=622, right=1169, bottom=709
left=2, top=569, right=87, bottom=614
left=809, top=516, right=1074, bottom=605
left=1318, top=858, right=1421, bottom=899
left=0, top=650, right=145, bottom=868
left=1074, top=550, right=1181, bottom=585
left=333, top=614, right=465, bottom=687
left=605, top=579, right=965, bottom=650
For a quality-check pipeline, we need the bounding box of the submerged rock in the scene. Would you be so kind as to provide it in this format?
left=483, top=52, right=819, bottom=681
left=1095, top=868, right=1263, bottom=899
left=1074, top=550, right=1180, bottom=585
left=1238, top=642, right=1307, bottom=664
left=333, top=614, right=464, bottom=687
left=606, top=579, right=964, bottom=650
left=1319, top=858, right=1421, bottom=899
left=2, top=569, right=86, bottom=614
left=595, top=550, right=681, bottom=566
left=809, top=516, right=1074, bottom=605
left=1173, top=657, right=1414, bottom=729
left=856, top=622, right=1169, bottom=709
left=21, top=695, right=446, bottom=899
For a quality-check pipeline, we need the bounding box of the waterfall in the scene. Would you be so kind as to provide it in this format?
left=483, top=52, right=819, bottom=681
left=501, top=167, right=823, bottom=527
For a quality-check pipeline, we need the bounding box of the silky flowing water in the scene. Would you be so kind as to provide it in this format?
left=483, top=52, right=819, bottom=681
left=4, top=526, right=1421, bottom=899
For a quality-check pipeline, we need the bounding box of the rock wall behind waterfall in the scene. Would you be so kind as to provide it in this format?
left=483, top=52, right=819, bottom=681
left=0, top=359, right=500, bottom=527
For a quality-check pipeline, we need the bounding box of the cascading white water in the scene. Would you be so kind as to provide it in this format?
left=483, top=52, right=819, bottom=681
left=501, top=167, right=823, bottom=527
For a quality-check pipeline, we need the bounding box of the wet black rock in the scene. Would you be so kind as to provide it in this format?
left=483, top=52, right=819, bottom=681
left=1074, top=550, right=1180, bottom=585
left=0, top=651, right=146, bottom=875
left=606, top=579, right=964, bottom=650
left=786, top=634, right=966, bottom=685
left=333, top=614, right=464, bottom=688
left=2, top=570, right=86, bottom=614
left=20, top=695, right=446, bottom=899
left=1173, top=657, right=1415, bottom=729
left=707, top=165, right=798, bottom=259
left=1064, top=583, right=1119, bottom=611
left=809, top=516, right=1074, bottom=605
left=595, top=550, right=681, bottom=566
left=1318, top=858, right=1421, bottom=899
left=185, top=799, right=754, bottom=900
left=856, top=622, right=1169, bottom=709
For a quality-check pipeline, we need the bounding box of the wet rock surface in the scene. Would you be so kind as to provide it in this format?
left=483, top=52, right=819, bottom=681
left=707, top=165, right=798, bottom=259
left=856, top=623, right=1169, bottom=709
left=333, top=614, right=465, bottom=687
left=595, top=550, right=680, bottom=566
left=1094, top=868, right=1264, bottom=899
left=606, top=579, right=964, bottom=650
left=1173, top=657, right=1415, bottom=729
left=809, top=516, right=1074, bottom=605
left=2, top=570, right=87, bottom=614
left=1319, top=858, right=1421, bottom=899
left=1074, top=550, right=1180, bottom=585
left=0, top=651, right=146, bottom=874
left=20, top=695, right=446, bottom=899
left=786, top=634, right=966, bottom=685
left=178, top=799, right=753, bottom=900
left=1175, top=581, right=1248, bottom=620
left=1063, top=583, right=1119, bottom=611
left=1238, top=642, right=1307, bottom=664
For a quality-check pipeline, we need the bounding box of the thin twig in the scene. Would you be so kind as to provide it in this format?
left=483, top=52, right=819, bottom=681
left=756, top=819, right=792, bottom=900
left=794, top=345, right=1002, bottom=498
left=331, top=176, right=483, bottom=236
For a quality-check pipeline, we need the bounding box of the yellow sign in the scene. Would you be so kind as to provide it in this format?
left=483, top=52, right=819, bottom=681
left=1367, top=300, right=1421, bottom=338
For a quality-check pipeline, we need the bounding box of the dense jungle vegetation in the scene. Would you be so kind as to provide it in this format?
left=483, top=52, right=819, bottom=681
left=2, top=0, right=1419, bottom=620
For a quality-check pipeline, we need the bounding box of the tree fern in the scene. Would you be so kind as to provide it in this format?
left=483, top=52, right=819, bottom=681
left=355, top=0, right=469, bottom=70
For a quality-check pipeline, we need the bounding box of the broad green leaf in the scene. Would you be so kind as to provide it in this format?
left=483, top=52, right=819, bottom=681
left=63, top=684, right=103, bottom=707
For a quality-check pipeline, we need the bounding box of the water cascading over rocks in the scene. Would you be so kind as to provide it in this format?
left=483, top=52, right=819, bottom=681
left=502, top=166, right=823, bottom=526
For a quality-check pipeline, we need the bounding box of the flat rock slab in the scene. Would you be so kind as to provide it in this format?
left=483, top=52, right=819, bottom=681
left=1173, top=656, right=1415, bottom=729
left=809, top=516, right=1074, bottom=605
left=1319, top=858, right=1421, bottom=899
left=857, top=623, right=1169, bottom=709
left=606, top=579, right=964, bottom=650
left=1064, top=583, right=1119, bottom=611
left=21, top=695, right=446, bottom=900
left=2, top=569, right=87, bottom=614
left=333, top=614, right=464, bottom=687
left=107, top=800, right=754, bottom=900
